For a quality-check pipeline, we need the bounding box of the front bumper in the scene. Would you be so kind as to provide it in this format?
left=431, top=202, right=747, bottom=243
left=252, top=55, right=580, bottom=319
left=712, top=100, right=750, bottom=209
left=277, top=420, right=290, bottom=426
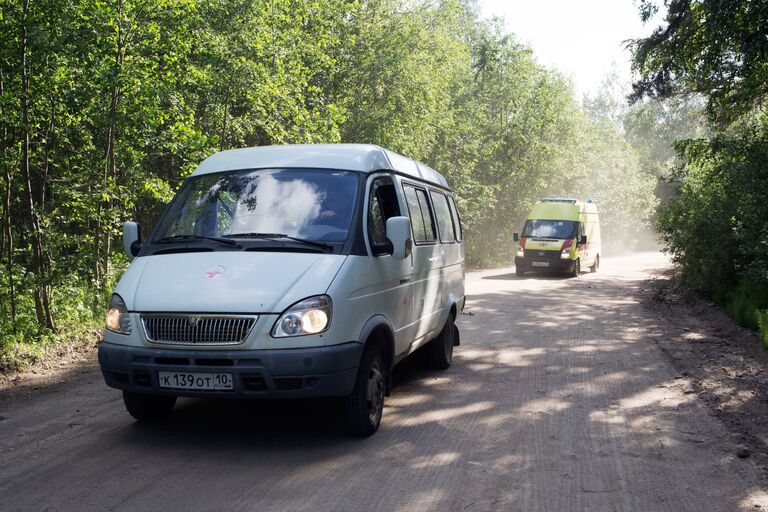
left=515, top=256, right=576, bottom=273
left=98, top=342, right=363, bottom=399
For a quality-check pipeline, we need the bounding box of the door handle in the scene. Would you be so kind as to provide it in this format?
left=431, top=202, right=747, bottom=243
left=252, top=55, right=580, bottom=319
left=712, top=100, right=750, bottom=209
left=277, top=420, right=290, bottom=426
left=400, top=278, right=410, bottom=284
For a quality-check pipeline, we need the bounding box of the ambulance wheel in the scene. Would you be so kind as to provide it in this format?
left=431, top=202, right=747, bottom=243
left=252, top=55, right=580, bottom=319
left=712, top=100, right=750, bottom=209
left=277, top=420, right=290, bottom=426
left=345, top=345, right=385, bottom=437
left=590, top=255, right=600, bottom=273
left=122, top=391, right=176, bottom=421
left=570, top=259, right=581, bottom=278
left=516, top=266, right=525, bottom=277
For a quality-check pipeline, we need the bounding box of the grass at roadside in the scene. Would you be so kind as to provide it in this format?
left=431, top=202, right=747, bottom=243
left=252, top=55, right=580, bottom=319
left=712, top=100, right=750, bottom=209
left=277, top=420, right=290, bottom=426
left=648, top=272, right=768, bottom=347
left=758, top=310, right=768, bottom=347
left=0, top=321, right=102, bottom=374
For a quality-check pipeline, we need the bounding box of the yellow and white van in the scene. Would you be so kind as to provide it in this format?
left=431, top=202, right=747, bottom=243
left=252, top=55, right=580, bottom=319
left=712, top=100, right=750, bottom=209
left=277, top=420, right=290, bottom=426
left=513, top=198, right=600, bottom=277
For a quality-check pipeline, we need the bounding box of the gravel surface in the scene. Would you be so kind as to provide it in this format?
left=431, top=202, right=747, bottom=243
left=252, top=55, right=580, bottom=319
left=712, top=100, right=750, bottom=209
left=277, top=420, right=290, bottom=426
left=1, top=252, right=766, bottom=511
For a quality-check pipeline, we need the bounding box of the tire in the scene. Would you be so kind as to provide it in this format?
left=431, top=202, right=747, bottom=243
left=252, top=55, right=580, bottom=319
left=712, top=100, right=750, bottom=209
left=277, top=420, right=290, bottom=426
left=569, top=258, right=581, bottom=278
left=426, top=314, right=455, bottom=370
left=515, top=266, right=525, bottom=277
left=122, top=391, right=176, bottom=421
left=345, top=345, right=386, bottom=437
left=590, top=255, right=600, bottom=273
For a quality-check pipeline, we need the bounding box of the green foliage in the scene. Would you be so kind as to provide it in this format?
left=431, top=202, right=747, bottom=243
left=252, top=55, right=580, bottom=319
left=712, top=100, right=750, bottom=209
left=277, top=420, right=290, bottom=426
left=624, top=95, right=708, bottom=180
left=631, top=0, right=768, bottom=125
left=0, top=0, right=660, bottom=363
left=724, top=282, right=768, bottom=331
left=656, top=113, right=768, bottom=300
left=633, top=2, right=768, bottom=342
left=757, top=309, right=768, bottom=347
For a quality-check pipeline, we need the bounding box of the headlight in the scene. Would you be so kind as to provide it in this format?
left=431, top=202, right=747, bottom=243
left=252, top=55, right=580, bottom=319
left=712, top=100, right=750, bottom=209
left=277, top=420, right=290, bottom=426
left=272, top=295, right=332, bottom=337
left=106, top=294, right=131, bottom=335
left=561, top=240, right=574, bottom=260
left=516, top=248, right=524, bottom=257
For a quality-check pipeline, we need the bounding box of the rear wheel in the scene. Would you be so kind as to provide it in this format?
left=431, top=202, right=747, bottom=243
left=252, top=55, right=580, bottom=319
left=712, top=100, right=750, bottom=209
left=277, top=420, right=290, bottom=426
left=515, top=266, right=525, bottom=277
left=345, top=345, right=386, bottom=437
left=590, top=255, right=600, bottom=273
left=569, top=258, right=581, bottom=278
left=122, top=391, right=176, bottom=421
left=426, top=314, right=456, bottom=370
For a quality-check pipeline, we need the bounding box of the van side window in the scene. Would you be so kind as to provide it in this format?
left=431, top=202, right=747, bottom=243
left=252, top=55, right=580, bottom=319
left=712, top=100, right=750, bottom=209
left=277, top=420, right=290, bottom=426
left=447, top=196, right=462, bottom=241
left=368, top=177, right=400, bottom=253
left=403, top=185, right=436, bottom=243
left=416, top=190, right=436, bottom=241
left=430, top=190, right=455, bottom=243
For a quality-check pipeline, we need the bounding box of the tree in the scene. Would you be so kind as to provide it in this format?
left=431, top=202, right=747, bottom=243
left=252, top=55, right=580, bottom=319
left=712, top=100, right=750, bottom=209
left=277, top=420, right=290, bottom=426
left=630, top=0, right=768, bottom=124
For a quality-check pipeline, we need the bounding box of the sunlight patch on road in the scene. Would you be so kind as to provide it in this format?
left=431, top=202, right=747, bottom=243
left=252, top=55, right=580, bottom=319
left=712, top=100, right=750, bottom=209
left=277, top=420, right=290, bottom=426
left=410, top=451, right=461, bottom=469
left=739, top=489, right=768, bottom=509
left=393, top=401, right=496, bottom=427
left=386, top=393, right=432, bottom=406
left=459, top=347, right=547, bottom=367
left=616, top=382, right=692, bottom=410
left=518, top=397, right=571, bottom=416
left=589, top=410, right=627, bottom=425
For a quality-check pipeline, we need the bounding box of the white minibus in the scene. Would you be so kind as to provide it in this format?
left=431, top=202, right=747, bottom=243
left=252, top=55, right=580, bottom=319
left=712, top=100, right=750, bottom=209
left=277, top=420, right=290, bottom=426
left=98, top=144, right=465, bottom=436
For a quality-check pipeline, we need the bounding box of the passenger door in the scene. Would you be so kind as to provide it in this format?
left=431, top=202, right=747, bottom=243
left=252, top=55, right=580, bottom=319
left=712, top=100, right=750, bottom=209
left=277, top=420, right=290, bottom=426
left=365, top=175, right=414, bottom=357
left=402, top=183, right=442, bottom=345
left=430, top=189, right=463, bottom=322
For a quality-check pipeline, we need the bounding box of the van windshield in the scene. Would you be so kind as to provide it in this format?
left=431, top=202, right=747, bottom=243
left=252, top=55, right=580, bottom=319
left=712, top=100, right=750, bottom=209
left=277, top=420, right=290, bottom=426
left=522, top=219, right=577, bottom=239
left=151, top=168, right=359, bottom=246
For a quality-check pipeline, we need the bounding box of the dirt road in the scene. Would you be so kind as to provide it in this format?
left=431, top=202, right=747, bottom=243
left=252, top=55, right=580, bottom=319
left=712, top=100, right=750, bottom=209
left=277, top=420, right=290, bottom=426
left=1, top=252, right=766, bottom=511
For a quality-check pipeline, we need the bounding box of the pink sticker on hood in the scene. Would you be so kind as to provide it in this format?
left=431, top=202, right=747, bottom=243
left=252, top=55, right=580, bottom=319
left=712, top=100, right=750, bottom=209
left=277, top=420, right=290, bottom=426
left=204, top=265, right=226, bottom=279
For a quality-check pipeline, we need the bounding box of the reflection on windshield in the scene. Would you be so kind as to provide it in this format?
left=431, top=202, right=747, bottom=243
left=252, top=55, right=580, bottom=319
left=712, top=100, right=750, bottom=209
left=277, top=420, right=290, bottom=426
left=522, top=219, right=577, bottom=239
left=154, top=169, right=358, bottom=243
left=232, top=174, right=322, bottom=234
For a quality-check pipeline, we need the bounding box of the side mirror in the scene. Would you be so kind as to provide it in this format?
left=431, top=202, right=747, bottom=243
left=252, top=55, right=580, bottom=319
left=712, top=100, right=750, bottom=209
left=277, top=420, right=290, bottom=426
left=513, top=232, right=520, bottom=242
left=123, top=221, right=142, bottom=260
left=580, top=235, right=588, bottom=245
left=385, top=216, right=413, bottom=260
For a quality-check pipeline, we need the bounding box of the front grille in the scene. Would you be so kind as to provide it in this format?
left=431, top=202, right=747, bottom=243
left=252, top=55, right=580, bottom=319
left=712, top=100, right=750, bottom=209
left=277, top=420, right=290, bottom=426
left=142, top=315, right=257, bottom=345
left=524, top=249, right=561, bottom=260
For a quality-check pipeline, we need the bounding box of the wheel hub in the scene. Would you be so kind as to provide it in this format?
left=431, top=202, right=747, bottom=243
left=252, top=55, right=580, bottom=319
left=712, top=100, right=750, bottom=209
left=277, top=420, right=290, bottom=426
left=366, top=368, right=385, bottom=423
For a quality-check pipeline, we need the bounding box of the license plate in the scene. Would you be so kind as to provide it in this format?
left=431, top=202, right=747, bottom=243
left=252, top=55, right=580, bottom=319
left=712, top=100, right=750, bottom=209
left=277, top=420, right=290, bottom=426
left=158, top=371, right=234, bottom=391
left=531, top=261, right=549, bottom=267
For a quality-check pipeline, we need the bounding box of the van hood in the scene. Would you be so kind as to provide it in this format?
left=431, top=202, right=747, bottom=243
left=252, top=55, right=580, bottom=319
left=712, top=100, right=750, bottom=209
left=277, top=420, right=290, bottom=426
left=524, top=239, right=568, bottom=251
left=115, top=252, right=347, bottom=313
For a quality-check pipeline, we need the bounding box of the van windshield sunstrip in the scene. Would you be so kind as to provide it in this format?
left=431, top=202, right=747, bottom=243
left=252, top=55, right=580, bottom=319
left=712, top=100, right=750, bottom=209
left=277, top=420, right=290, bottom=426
left=151, top=168, right=359, bottom=249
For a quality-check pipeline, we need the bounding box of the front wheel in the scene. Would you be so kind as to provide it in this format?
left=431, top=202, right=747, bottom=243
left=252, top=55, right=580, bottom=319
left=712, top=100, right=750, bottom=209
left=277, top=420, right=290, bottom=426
left=590, top=255, right=600, bottom=273
left=426, top=314, right=456, bottom=370
left=569, top=258, right=581, bottom=278
left=122, top=391, right=176, bottom=421
left=345, top=345, right=386, bottom=437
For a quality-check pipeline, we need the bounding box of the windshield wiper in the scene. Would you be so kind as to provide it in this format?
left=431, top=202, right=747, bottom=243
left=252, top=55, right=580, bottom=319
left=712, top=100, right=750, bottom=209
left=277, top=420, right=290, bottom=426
left=153, top=235, right=241, bottom=248
left=226, top=232, right=333, bottom=252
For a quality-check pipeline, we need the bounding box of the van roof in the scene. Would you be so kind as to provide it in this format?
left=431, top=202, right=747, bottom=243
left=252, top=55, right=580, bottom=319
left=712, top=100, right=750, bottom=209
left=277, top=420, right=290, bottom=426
left=191, top=144, right=450, bottom=189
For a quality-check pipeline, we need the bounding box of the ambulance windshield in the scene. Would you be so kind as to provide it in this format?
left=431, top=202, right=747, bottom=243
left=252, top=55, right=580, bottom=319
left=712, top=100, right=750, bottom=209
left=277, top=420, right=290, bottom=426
left=522, top=219, right=577, bottom=239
